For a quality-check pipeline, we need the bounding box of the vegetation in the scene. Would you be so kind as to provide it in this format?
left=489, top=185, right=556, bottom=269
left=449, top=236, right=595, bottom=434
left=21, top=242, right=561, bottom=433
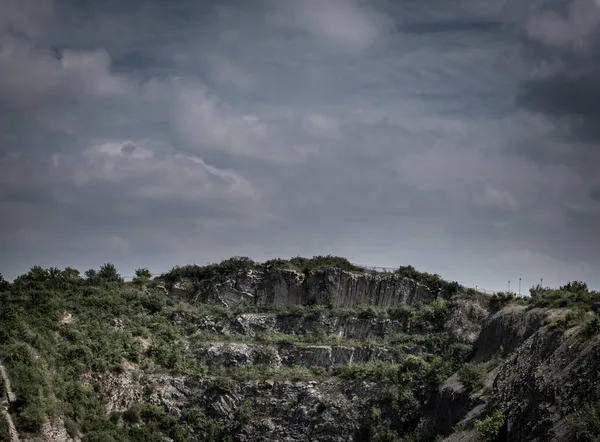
left=160, top=255, right=468, bottom=303
left=1, top=258, right=597, bottom=441
left=474, top=409, right=505, bottom=441
left=527, top=281, right=600, bottom=310
left=488, top=292, right=517, bottom=314
left=0, top=412, right=10, bottom=442
left=457, top=363, right=487, bottom=392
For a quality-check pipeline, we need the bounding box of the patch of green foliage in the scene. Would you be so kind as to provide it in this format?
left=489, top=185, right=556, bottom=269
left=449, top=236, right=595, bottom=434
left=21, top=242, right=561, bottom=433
left=263, top=255, right=368, bottom=273
left=582, top=314, right=600, bottom=338
left=457, top=363, right=487, bottom=392
left=488, top=292, right=517, bottom=314
left=0, top=411, right=10, bottom=442
left=269, top=297, right=451, bottom=333
left=0, top=264, right=210, bottom=439
left=394, top=265, right=460, bottom=297
left=356, top=406, right=403, bottom=442
left=527, top=281, right=600, bottom=310
left=474, top=409, right=505, bottom=441
left=551, top=309, right=589, bottom=331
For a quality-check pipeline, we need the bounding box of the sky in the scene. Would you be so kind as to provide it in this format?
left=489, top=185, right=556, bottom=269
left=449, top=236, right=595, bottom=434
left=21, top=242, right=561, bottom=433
left=1, top=0, right=599, bottom=292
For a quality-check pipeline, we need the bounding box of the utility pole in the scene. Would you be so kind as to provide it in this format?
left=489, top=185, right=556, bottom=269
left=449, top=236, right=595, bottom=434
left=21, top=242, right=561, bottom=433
left=519, top=277, right=521, bottom=296
left=540, top=278, right=543, bottom=288
left=508, top=280, right=511, bottom=293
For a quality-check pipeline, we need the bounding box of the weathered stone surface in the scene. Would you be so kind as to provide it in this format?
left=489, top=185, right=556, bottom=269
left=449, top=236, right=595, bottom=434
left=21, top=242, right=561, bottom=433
left=191, top=342, right=399, bottom=368
left=490, top=314, right=600, bottom=442
left=166, top=267, right=442, bottom=308
left=147, top=376, right=364, bottom=442
left=472, top=305, right=549, bottom=362
left=190, top=313, right=411, bottom=340
left=444, top=297, right=489, bottom=344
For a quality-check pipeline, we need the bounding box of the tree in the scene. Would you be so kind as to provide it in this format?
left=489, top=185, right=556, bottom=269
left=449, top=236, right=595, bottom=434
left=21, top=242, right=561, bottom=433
left=133, top=268, right=152, bottom=286
left=0, top=273, right=9, bottom=291
left=98, top=263, right=124, bottom=283
left=561, top=281, right=589, bottom=295
left=62, top=267, right=81, bottom=280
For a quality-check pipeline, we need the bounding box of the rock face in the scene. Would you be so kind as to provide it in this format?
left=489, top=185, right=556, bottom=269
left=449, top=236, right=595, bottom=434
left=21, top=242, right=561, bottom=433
left=472, top=305, right=549, bottom=362
left=444, top=297, right=489, bottom=344
left=145, top=376, right=365, bottom=442
left=489, top=311, right=600, bottom=442
left=186, top=313, right=415, bottom=340
left=165, top=268, right=442, bottom=308
left=434, top=305, right=600, bottom=442
left=192, top=342, right=399, bottom=368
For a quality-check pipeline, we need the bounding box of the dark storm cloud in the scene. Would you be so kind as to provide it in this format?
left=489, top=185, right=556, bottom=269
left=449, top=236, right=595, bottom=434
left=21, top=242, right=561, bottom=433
left=2, top=0, right=600, bottom=290
left=514, top=0, right=600, bottom=141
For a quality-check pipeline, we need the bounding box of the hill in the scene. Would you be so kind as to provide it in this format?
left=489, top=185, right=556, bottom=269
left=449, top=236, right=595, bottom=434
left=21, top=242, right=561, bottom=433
left=0, top=256, right=599, bottom=441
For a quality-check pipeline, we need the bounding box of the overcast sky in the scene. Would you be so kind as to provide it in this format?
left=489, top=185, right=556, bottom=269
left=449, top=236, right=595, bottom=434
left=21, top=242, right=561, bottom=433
left=1, top=0, right=599, bottom=291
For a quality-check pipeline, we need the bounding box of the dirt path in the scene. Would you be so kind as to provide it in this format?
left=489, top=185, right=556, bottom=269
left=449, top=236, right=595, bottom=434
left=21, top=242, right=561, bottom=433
left=0, top=363, right=20, bottom=442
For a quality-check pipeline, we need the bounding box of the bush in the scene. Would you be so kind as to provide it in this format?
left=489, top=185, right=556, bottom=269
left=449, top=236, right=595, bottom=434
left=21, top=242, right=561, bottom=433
left=133, top=268, right=153, bottom=286
left=583, top=314, right=600, bottom=338
left=474, top=409, right=505, bottom=441
left=488, top=292, right=516, bottom=313
left=458, top=363, right=486, bottom=392
left=553, top=309, right=588, bottom=330
left=17, top=402, right=46, bottom=433
left=528, top=281, right=600, bottom=310
left=0, top=411, right=10, bottom=442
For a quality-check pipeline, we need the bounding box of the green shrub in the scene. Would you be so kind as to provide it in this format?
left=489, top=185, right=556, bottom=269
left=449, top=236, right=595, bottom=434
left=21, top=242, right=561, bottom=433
left=123, top=407, right=141, bottom=424
left=528, top=281, right=600, bottom=310
left=458, top=363, right=486, bottom=392
left=583, top=314, right=600, bottom=338
left=474, top=409, right=505, bottom=441
left=0, top=411, right=11, bottom=442
left=17, top=401, right=46, bottom=433
left=553, top=309, right=588, bottom=330
left=489, top=293, right=516, bottom=313
left=133, top=268, right=152, bottom=286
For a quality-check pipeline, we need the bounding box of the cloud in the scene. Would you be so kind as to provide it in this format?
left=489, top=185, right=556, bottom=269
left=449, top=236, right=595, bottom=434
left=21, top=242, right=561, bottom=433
left=0, top=39, right=128, bottom=110
left=513, top=0, right=600, bottom=145
left=264, top=0, right=393, bottom=52
left=525, top=0, right=600, bottom=51
left=1, top=0, right=600, bottom=291
left=474, top=184, right=519, bottom=212
left=0, top=140, right=258, bottom=201
left=0, top=0, right=54, bottom=41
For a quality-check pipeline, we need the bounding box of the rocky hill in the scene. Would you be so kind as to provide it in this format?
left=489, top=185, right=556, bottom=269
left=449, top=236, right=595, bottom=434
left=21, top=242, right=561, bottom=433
left=0, top=257, right=599, bottom=442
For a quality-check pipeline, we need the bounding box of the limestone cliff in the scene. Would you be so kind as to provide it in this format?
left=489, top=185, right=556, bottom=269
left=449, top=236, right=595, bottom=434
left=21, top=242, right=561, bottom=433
left=163, top=267, right=444, bottom=308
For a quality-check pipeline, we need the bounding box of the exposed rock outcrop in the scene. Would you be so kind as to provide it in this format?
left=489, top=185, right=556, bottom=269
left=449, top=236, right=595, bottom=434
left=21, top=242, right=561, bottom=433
left=165, top=267, right=444, bottom=308
left=192, top=342, right=401, bottom=368
left=185, top=313, right=414, bottom=340
left=472, top=305, right=550, bottom=362
left=490, top=311, right=600, bottom=441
